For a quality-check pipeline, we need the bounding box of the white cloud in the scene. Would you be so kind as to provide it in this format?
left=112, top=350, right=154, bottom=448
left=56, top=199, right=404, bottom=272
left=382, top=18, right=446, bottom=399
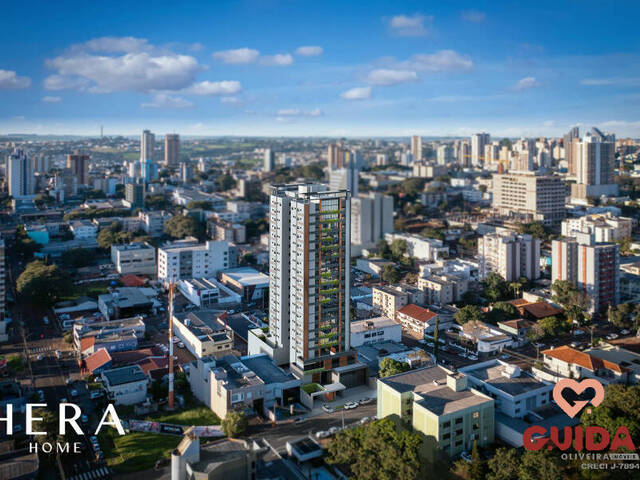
left=513, top=76, right=540, bottom=90
left=277, top=108, right=323, bottom=117
left=461, top=10, right=486, bottom=22
left=542, top=120, right=556, bottom=128
left=220, top=96, right=241, bottom=104
left=581, top=77, right=640, bottom=86
left=341, top=86, right=372, bottom=100
left=0, top=69, right=31, bottom=89
left=261, top=54, right=294, bottom=66
left=389, top=14, right=433, bottom=36
left=189, top=42, right=205, bottom=52
left=84, top=36, right=152, bottom=53
left=141, top=94, right=194, bottom=108
left=186, top=80, right=242, bottom=95
left=295, top=46, right=323, bottom=57
left=400, top=50, right=473, bottom=72
left=44, top=37, right=204, bottom=93
left=367, top=69, right=418, bottom=86
left=42, top=96, right=62, bottom=103
left=212, top=48, right=260, bottom=64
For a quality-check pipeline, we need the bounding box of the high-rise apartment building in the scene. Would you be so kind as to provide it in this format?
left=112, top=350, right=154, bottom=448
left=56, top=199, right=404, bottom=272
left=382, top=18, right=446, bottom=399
left=457, top=141, right=470, bottom=167
left=552, top=233, right=619, bottom=314
left=33, top=156, right=49, bottom=174
left=329, top=165, right=358, bottom=197
left=0, top=236, right=5, bottom=322
left=157, top=239, right=237, bottom=285
left=571, top=127, right=618, bottom=200
left=564, top=126, right=580, bottom=176
left=164, top=134, right=180, bottom=166
left=410, top=135, right=422, bottom=162
left=327, top=143, right=344, bottom=169
left=66, top=151, right=90, bottom=185
left=267, top=184, right=359, bottom=382
left=264, top=148, right=275, bottom=172
left=351, top=192, right=394, bottom=249
left=492, top=172, right=566, bottom=225
left=437, top=145, right=453, bottom=165
left=125, top=182, right=145, bottom=209
left=478, top=231, right=541, bottom=282
left=471, top=133, right=490, bottom=167
left=6, top=149, right=35, bottom=198
left=561, top=212, right=632, bottom=243
left=141, top=129, right=155, bottom=162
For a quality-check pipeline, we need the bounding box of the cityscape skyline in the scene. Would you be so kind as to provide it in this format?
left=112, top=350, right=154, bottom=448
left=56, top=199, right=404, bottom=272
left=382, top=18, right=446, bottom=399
left=1, top=0, right=640, bottom=137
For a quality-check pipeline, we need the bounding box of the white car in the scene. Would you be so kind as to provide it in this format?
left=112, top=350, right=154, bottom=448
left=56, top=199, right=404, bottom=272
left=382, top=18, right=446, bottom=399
left=328, top=426, right=341, bottom=435
left=315, top=431, right=330, bottom=439
left=621, top=329, right=630, bottom=335
left=573, top=330, right=585, bottom=336
left=607, top=333, right=619, bottom=340
left=322, top=404, right=335, bottom=414
left=343, top=401, right=358, bottom=410
left=499, top=354, right=510, bottom=360
left=468, top=354, right=478, bottom=361
left=360, top=417, right=370, bottom=424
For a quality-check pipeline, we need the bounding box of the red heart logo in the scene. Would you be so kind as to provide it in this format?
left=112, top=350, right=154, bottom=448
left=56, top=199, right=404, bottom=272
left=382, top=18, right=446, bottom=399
left=553, top=378, right=605, bottom=418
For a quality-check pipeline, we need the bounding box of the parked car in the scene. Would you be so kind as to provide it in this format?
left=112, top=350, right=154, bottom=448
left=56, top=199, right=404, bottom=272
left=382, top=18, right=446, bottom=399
left=499, top=354, right=510, bottom=360
left=322, top=404, right=335, bottom=414
left=360, top=417, right=370, bottom=424
left=606, top=333, right=619, bottom=340
left=55, top=350, right=62, bottom=359
left=573, top=330, right=585, bottom=336
left=461, top=451, right=472, bottom=463
left=178, top=342, right=185, bottom=349
left=343, top=401, right=358, bottom=410
left=468, top=354, right=478, bottom=361
left=328, top=426, right=341, bottom=435
left=36, top=354, right=43, bottom=361
left=621, top=329, right=631, bottom=335
left=315, top=431, right=330, bottom=439
left=358, top=397, right=373, bottom=405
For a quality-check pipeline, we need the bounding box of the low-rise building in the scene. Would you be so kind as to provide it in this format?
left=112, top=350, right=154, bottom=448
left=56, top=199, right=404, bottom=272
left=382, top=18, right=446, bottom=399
left=537, top=345, right=629, bottom=385
left=73, top=316, right=145, bottom=351
left=350, top=317, right=402, bottom=347
left=101, top=365, right=149, bottom=405
left=173, top=312, right=234, bottom=359
left=218, top=267, right=269, bottom=303
left=157, top=239, right=238, bottom=285
left=396, top=304, right=438, bottom=337
left=384, top=232, right=449, bottom=262
left=111, top=242, right=157, bottom=275
left=139, top=210, right=172, bottom=237
left=452, top=321, right=513, bottom=354
left=377, top=366, right=494, bottom=461
left=70, top=220, right=98, bottom=240
left=372, top=285, right=424, bottom=319
left=177, top=278, right=241, bottom=307
left=187, top=354, right=301, bottom=419
left=98, top=287, right=155, bottom=321
left=585, top=343, right=640, bottom=384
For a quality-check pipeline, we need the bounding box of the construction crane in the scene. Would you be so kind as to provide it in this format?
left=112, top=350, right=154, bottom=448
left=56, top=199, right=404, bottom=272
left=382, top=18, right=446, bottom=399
left=168, top=283, right=175, bottom=410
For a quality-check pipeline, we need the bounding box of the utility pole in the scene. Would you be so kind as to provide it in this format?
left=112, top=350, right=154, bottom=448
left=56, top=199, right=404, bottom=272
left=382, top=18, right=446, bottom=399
left=168, top=283, right=175, bottom=409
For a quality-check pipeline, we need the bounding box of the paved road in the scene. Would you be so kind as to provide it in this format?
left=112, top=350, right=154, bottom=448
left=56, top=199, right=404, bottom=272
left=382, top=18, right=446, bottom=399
left=248, top=402, right=377, bottom=452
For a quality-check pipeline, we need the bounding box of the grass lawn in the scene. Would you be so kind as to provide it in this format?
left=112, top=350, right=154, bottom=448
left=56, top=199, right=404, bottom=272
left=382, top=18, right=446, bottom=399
left=101, top=429, right=181, bottom=473
left=100, top=405, right=220, bottom=473
left=145, top=406, right=220, bottom=426
left=59, top=281, right=112, bottom=301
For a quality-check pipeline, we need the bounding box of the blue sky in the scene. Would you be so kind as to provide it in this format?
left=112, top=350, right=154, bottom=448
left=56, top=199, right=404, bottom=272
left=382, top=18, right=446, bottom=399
left=1, top=0, right=639, bottom=137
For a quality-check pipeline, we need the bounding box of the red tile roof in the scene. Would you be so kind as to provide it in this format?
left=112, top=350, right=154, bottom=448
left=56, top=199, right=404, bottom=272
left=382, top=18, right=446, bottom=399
left=498, top=319, right=535, bottom=330
left=137, top=356, right=169, bottom=375
left=80, top=336, right=95, bottom=353
left=522, top=302, right=563, bottom=319
left=84, top=348, right=112, bottom=373
left=541, top=345, right=627, bottom=374
left=397, top=304, right=437, bottom=323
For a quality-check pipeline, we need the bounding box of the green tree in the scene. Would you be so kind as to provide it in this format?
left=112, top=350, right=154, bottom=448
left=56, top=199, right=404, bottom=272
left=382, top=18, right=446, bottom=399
left=17, top=260, right=72, bottom=306
left=14, top=225, right=41, bottom=260
left=390, top=239, right=408, bottom=261
left=469, top=440, right=484, bottom=480
left=186, top=200, right=212, bottom=210
left=518, top=222, right=547, bottom=240
left=326, top=418, right=423, bottom=480
left=486, top=447, right=520, bottom=480
left=61, top=248, right=96, bottom=268
left=486, top=302, right=519, bottom=324
left=215, top=174, right=236, bottom=191
left=455, top=305, right=483, bottom=325
left=538, top=316, right=568, bottom=338
left=482, top=273, right=509, bottom=302
left=608, top=303, right=633, bottom=328
left=551, top=279, right=578, bottom=308
left=399, top=178, right=426, bottom=197
left=518, top=450, right=563, bottom=480
left=164, top=215, right=205, bottom=240
left=382, top=264, right=402, bottom=284
left=581, top=384, right=640, bottom=448
left=377, top=239, right=392, bottom=260
left=221, top=410, right=248, bottom=438
left=379, top=357, right=410, bottom=378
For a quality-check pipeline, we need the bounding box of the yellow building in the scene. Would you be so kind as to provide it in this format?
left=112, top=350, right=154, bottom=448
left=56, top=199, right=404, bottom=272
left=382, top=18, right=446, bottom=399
left=377, top=366, right=494, bottom=460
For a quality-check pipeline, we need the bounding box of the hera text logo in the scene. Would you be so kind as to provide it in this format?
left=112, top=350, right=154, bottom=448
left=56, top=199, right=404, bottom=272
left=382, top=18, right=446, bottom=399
left=1, top=403, right=125, bottom=454
left=523, top=378, right=635, bottom=452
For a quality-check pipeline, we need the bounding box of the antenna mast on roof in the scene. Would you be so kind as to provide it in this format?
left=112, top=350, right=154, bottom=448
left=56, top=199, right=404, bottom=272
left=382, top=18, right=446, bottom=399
left=168, top=283, right=175, bottom=409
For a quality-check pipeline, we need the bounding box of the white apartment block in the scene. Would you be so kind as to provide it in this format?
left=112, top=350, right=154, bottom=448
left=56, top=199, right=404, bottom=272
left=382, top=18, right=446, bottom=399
left=351, top=192, right=394, bottom=249
left=478, top=231, right=540, bottom=282
left=157, top=239, right=237, bottom=285
left=111, top=242, right=157, bottom=275
left=561, top=212, right=632, bottom=242
left=70, top=220, right=98, bottom=240
left=471, top=133, right=490, bottom=167
left=139, top=210, right=172, bottom=237
left=384, top=232, right=449, bottom=262
left=492, top=172, right=566, bottom=225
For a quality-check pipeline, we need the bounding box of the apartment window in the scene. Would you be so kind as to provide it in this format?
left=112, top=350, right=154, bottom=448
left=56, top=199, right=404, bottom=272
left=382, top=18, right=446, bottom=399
left=473, top=411, right=479, bottom=419
left=455, top=429, right=463, bottom=436
left=442, top=433, right=450, bottom=440
left=442, top=421, right=451, bottom=428
left=455, top=440, right=463, bottom=447
left=455, top=417, right=463, bottom=425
